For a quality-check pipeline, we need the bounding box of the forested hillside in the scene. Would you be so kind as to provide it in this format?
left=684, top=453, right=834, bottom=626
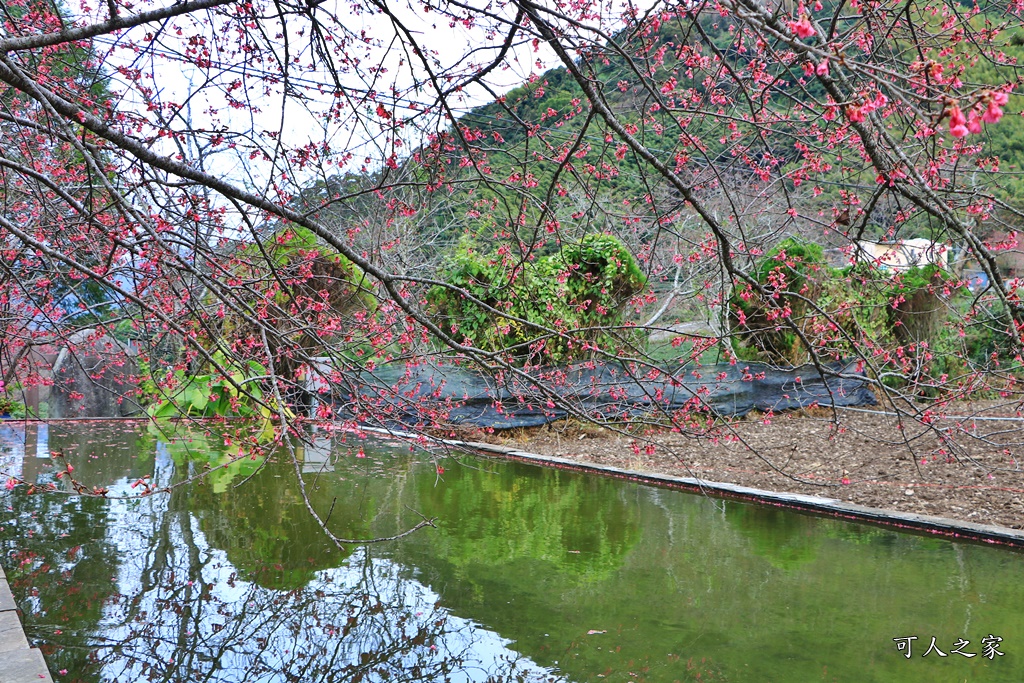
left=298, top=6, right=1024, bottom=306
left=282, top=6, right=1022, bottom=364
left=446, top=8, right=1024, bottom=246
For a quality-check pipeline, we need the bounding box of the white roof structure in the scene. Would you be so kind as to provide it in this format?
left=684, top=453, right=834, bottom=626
left=854, top=239, right=949, bottom=271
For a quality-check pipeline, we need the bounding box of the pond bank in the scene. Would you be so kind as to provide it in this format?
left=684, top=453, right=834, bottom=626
left=432, top=402, right=1024, bottom=534
left=0, top=565, right=53, bottom=683
left=462, top=440, right=1024, bottom=548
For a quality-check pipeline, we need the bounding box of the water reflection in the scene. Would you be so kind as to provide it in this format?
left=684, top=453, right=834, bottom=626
left=726, top=505, right=820, bottom=570
left=1, top=423, right=563, bottom=682
left=1, top=422, right=1024, bottom=682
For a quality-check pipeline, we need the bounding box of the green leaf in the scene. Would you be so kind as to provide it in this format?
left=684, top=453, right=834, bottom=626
left=189, top=386, right=209, bottom=412
left=149, top=399, right=182, bottom=418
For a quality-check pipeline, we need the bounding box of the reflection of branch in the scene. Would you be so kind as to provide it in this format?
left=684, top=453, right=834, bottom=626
left=346, top=511, right=437, bottom=545
left=58, top=538, right=525, bottom=683
left=261, top=328, right=436, bottom=549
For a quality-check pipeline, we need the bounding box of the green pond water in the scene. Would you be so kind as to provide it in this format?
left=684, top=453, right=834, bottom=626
left=0, top=421, right=1022, bottom=682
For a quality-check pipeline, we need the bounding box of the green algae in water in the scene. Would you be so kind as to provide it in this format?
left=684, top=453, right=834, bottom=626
left=0, top=421, right=1022, bottom=682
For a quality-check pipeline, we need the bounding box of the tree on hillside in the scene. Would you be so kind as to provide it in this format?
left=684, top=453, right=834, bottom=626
left=2, top=0, right=1024, bottom=500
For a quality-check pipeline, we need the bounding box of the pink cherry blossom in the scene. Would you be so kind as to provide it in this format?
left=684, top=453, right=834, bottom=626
left=982, top=101, right=1004, bottom=124
left=789, top=16, right=816, bottom=39
left=967, top=112, right=982, bottom=134
left=948, top=105, right=968, bottom=137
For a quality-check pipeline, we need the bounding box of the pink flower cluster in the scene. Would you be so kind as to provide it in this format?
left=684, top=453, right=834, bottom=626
left=801, top=60, right=830, bottom=77
left=789, top=15, right=816, bottom=39
left=948, top=91, right=1011, bottom=138
left=845, top=92, right=889, bottom=124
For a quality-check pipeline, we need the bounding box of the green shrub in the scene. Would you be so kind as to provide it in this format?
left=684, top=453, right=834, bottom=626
left=206, top=225, right=380, bottom=379
left=148, top=352, right=289, bottom=441
left=427, top=234, right=646, bottom=363
left=730, top=239, right=964, bottom=388
left=730, top=238, right=829, bottom=364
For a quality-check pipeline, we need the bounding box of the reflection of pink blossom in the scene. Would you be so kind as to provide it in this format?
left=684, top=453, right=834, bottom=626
left=789, top=16, right=816, bottom=39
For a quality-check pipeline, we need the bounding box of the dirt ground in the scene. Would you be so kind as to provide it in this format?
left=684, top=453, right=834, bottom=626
left=460, top=401, right=1024, bottom=531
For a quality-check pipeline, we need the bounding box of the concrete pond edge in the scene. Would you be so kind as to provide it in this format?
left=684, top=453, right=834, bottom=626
left=0, top=565, right=54, bottom=683
left=360, top=425, right=1024, bottom=549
